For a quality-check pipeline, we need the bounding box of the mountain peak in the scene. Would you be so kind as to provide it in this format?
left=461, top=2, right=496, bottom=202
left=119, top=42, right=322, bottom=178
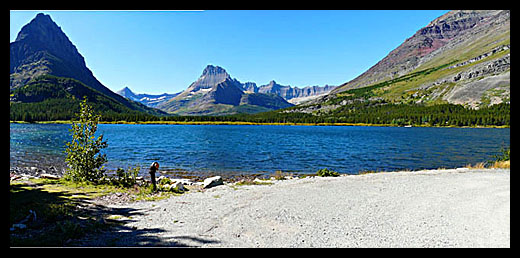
left=202, top=65, right=229, bottom=76
left=187, top=64, right=232, bottom=91
left=116, top=86, right=136, bottom=97
left=12, top=13, right=87, bottom=74
left=15, top=13, right=61, bottom=42
left=35, top=12, right=53, bottom=21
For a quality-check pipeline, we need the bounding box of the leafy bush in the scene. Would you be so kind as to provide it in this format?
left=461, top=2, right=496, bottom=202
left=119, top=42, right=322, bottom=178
left=493, top=146, right=510, bottom=161
left=316, top=168, right=340, bottom=177
left=64, top=97, right=108, bottom=183
left=109, top=166, right=140, bottom=187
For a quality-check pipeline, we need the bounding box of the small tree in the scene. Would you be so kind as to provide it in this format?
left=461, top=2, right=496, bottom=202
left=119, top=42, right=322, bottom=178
left=64, top=97, right=108, bottom=183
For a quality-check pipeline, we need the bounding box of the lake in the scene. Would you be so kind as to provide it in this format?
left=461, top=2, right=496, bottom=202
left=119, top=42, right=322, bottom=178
left=10, top=123, right=510, bottom=177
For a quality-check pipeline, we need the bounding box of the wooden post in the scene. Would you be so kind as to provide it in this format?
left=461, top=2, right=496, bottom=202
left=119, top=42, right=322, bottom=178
left=149, top=162, right=159, bottom=191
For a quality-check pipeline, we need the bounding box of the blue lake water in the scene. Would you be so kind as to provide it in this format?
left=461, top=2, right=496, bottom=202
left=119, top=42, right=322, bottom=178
left=10, top=123, right=510, bottom=177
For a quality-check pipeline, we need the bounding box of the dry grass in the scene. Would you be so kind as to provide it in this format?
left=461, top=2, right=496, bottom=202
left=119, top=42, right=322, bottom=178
left=465, top=160, right=510, bottom=169
left=465, top=162, right=488, bottom=169
left=490, top=160, right=510, bottom=169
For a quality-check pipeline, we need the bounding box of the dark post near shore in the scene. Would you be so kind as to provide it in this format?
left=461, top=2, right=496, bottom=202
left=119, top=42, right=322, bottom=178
left=149, top=162, right=159, bottom=191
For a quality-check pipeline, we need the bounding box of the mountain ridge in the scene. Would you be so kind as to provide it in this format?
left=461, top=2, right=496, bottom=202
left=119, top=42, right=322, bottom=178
left=331, top=10, right=509, bottom=96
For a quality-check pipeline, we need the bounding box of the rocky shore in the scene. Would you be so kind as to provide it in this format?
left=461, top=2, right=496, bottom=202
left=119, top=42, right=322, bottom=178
left=10, top=165, right=66, bottom=181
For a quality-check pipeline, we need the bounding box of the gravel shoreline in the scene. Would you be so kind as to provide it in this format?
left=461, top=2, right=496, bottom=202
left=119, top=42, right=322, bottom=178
left=71, top=168, right=510, bottom=247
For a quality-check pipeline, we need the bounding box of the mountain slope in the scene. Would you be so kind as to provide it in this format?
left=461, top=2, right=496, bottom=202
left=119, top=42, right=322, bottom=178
left=316, top=10, right=510, bottom=109
left=10, top=13, right=164, bottom=117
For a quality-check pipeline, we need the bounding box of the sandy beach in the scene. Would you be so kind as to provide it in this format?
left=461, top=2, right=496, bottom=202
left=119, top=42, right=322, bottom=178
left=76, top=168, right=510, bottom=247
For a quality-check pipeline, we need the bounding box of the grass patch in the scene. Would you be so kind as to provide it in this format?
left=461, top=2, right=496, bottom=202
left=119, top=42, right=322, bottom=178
left=316, top=168, right=340, bottom=177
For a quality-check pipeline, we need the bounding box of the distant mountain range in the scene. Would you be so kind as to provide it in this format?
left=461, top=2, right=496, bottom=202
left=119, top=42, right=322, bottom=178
left=154, top=65, right=294, bottom=115
left=116, top=87, right=180, bottom=108
left=116, top=65, right=337, bottom=114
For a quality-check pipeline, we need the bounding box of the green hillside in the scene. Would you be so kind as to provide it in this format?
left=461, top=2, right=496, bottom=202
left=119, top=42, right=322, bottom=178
left=10, top=75, right=164, bottom=122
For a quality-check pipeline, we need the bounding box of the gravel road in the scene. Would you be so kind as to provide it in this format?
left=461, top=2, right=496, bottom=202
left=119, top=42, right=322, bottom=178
left=78, top=168, right=510, bottom=247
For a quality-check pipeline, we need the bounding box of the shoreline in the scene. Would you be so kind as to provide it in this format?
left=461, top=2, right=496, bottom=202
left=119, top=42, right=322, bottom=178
left=9, top=161, right=508, bottom=185
left=10, top=120, right=510, bottom=129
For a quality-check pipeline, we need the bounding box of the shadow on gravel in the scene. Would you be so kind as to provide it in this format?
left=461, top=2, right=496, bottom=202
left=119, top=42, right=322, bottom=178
left=10, top=182, right=221, bottom=247
left=78, top=215, right=221, bottom=247
left=75, top=205, right=221, bottom=247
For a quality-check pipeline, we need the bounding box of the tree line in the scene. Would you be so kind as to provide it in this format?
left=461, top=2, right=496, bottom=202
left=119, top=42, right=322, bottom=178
left=10, top=97, right=510, bottom=127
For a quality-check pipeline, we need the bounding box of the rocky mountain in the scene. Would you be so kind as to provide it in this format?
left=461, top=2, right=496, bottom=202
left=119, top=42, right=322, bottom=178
left=10, top=13, right=164, bottom=117
left=239, top=80, right=337, bottom=105
left=155, top=65, right=337, bottom=115
left=323, top=10, right=510, bottom=109
left=116, top=87, right=179, bottom=108
left=157, top=65, right=294, bottom=115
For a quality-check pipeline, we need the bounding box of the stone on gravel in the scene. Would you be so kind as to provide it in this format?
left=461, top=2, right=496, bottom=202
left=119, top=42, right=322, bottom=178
left=203, top=176, right=223, bottom=189
left=40, top=173, right=60, bottom=180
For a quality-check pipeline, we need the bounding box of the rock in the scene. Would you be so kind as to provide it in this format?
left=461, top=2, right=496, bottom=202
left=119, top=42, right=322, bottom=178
left=40, top=173, right=60, bottom=180
left=171, top=178, right=193, bottom=185
left=203, top=176, right=223, bottom=189
left=171, top=182, right=186, bottom=192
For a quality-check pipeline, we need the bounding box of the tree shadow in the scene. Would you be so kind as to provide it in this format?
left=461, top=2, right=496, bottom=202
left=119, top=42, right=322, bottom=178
left=10, top=182, right=221, bottom=247
left=75, top=205, right=221, bottom=247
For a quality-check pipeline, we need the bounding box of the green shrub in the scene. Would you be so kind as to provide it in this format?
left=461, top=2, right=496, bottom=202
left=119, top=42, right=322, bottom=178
left=64, top=97, right=108, bottom=183
left=493, top=146, right=510, bottom=161
left=316, top=168, right=340, bottom=177
left=110, top=166, right=140, bottom=187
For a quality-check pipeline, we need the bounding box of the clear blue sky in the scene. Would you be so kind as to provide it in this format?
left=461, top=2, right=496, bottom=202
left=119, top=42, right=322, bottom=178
left=10, top=10, right=449, bottom=94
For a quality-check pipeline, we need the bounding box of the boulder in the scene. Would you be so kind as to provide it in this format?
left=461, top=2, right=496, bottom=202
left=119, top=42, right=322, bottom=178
left=203, top=176, right=223, bottom=189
